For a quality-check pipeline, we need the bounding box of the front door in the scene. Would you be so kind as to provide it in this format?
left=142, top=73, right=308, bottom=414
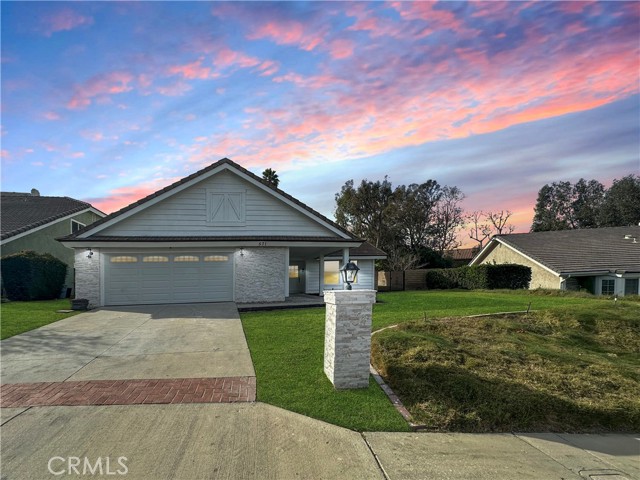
left=289, top=261, right=305, bottom=294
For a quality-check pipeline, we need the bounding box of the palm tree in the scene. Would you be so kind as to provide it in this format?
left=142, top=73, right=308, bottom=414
left=262, top=168, right=280, bottom=188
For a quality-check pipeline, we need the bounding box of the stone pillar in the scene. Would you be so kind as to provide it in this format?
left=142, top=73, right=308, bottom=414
left=323, top=290, right=376, bottom=389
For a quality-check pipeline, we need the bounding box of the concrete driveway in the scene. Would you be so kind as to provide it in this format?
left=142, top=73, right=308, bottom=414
left=1, top=303, right=255, bottom=384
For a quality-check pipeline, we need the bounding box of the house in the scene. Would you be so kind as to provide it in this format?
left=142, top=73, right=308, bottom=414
left=59, top=158, right=385, bottom=307
left=444, top=247, right=478, bottom=267
left=1, top=190, right=105, bottom=296
left=470, top=226, right=640, bottom=296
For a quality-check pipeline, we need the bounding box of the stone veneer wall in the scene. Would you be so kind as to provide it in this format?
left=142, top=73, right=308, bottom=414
left=234, top=247, right=286, bottom=303
left=323, top=290, right=376, bottom=389
left=74, top=248, right=101, bottom=307
left=480, top=243, right=561, bottom=290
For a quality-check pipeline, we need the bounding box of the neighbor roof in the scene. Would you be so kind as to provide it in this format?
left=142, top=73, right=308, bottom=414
left=472, top=226, right=640, bottom=275
left=1, top=192, right=99, bottom=241
left=62, top=158, right=358, bottom=241
left=444, top=247, right=477, bottom=261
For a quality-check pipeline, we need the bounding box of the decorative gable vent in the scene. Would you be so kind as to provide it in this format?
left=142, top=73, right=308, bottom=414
left=207, top=189, right=246, bottom=226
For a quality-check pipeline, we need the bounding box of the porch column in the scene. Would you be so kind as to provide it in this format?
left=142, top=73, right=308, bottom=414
left=284, top=248, right=290, bottom=298
left=319, top=254, right=325, bottom=296
left=342, top=247, right=349, bottom=289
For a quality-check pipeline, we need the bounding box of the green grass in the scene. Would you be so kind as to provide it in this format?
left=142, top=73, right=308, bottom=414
left=373, top=289, right=607, bottom=329
left=0, top=299, right=81, bottom=339
left=371, top=301, right=640, bottom=432
left=241, top=308, right=410, bottom=432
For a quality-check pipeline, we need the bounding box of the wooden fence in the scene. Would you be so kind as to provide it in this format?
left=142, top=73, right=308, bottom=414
left=377, top=269, right=430, bottom=291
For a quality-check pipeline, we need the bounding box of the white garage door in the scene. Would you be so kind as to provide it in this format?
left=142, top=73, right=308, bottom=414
left=104, top=252, right=233, bottom=305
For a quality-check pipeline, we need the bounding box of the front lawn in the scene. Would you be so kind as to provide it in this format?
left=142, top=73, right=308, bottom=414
left=372, top=301, right=640, bottom=432
left=240, top=308, right=409, bottom=432
left=0, top=299, right=80, bottom=339
left=240, top=289, right=620, bottom=432
left=373, top=289, right=605, bottom=329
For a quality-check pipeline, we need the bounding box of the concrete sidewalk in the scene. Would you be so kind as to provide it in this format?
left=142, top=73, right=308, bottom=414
left=1, top=403, right=637, bottom=480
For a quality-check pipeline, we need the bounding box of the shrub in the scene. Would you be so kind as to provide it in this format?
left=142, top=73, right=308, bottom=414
left=1, top=250, right=67, bottom=301
left=426, top=264, right=531, bottom=290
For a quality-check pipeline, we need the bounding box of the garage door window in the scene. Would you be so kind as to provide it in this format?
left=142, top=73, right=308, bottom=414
left=174, top=255, right=199, bottom=262
left=204, top=255, right=228, bottom=262
left=143, top=256, right=169, bottom=262
left=110, top=256, right=138, bottom=263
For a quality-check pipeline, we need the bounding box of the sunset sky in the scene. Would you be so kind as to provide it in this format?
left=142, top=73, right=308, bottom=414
left=2, top=1, right=639, bottom=240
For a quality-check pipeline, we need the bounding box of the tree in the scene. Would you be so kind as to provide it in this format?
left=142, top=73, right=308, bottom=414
left=262, top=168, right=280, bottom=188
left=531, top=181, right=574, bottom=231
left=599, top=175, right=640, bottom=227
left=334, top=177, right=395, bottom=249
left=531, top=179, right=605, bottom=231
left=429, top=186, right=465, bottom=254
left=572, top=179, right=605, bottom=228
left=466, top=210, right=491, bottom=249
left=390, top=181, right=441, bottom=251
left=486, top=210, right=515, bottom=235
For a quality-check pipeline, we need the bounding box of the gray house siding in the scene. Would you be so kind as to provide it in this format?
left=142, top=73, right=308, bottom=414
left=2, top=210, right=103, bottom=293
left=306, top=259, right=376, bottom=294
left=99, top=171, right=336, bottom=237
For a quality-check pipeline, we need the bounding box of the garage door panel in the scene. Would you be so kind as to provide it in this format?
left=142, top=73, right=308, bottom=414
left=105, top=252, right=233, bottom=305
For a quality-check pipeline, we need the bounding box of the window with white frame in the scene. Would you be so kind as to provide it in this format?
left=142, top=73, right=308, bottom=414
left=323, top=260, right=357, bottom=285
left=601, top=279, right=615, bottom=295
left=71, top=219, right=85, bottom=233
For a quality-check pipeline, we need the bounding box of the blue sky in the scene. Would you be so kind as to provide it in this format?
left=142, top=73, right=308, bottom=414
left=2, top=1, right=639, bottom=237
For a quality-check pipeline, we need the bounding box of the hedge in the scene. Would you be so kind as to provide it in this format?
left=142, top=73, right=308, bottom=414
left=1, top=250, right=67, bottom=301
left=426, top=264, right=531, bottom=290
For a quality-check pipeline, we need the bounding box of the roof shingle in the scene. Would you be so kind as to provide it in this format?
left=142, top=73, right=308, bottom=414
left=1, top=193, right=94, bottom=240
left=486, top=226, right=640, bottom=274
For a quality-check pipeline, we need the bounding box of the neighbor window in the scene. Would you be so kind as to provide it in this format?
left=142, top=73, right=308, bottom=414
left=71, top=220, right=85, bottom=233
left=174, top=255, right=199, bottom=262
left=289, top=265, right=299, bottom=279
left=110, top=256, right=138, bottom=263
left=601, top=279, right=615, bottom=295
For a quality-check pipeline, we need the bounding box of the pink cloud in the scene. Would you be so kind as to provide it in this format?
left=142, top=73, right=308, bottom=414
left=214, top=47, right=261, bottom=70
left=248, top=19, right=324, bottom=51
left=41, top=111, right=61, bottom=121
left=167, top=58, right=214, bottom=80
left=329, top=39, right=354, bottom=59
left=156, top=80, right=192, bottom=97
left=67, top=71, right=134, bottom=110
left=1, top=149, right=10, bottom=159
left=41, top=9, right=93, bottom=37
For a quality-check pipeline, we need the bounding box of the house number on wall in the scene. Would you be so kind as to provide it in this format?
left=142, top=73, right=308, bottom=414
left=258, top=241, right=267, bottom=246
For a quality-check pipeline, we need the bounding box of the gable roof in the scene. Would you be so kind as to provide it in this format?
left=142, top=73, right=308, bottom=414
left=444, top=247, right=477, bottom=261
left=62, top=158, right=358, bottom=242
left=471, top=226, right=640, bottom=275
left=1, top=192, right=103, bottom=241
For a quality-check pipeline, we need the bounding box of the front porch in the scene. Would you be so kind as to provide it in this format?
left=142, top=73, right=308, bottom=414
left=237, top=293, right=325, bottom=312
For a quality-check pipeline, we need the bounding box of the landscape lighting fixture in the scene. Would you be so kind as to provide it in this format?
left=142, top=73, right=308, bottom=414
left=340, top=262, right=360, bottom=290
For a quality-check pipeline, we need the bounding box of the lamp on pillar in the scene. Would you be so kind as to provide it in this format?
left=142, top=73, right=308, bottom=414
left=339, top=262, right=360, bottom=290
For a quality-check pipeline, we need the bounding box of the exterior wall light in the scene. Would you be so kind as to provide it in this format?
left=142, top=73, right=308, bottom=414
left=340, top=261, right=360, bottom=290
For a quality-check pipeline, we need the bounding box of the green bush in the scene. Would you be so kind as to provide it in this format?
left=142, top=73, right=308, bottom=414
left=426, top=264, right=531, bottom=290
left=1, top=251, right=67, bottom=301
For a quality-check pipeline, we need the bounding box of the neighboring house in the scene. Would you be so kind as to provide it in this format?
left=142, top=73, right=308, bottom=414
left=444, top=247, right=478, bottom=267
left=1, top=190, right=105, bottom=295
left=60, top=158, right=384, bottom=307
left=470, top=226, right=640, bottom=296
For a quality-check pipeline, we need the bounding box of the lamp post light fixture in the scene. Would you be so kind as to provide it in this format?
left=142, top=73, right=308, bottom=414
left=340, top=261, right=360, bottom=290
